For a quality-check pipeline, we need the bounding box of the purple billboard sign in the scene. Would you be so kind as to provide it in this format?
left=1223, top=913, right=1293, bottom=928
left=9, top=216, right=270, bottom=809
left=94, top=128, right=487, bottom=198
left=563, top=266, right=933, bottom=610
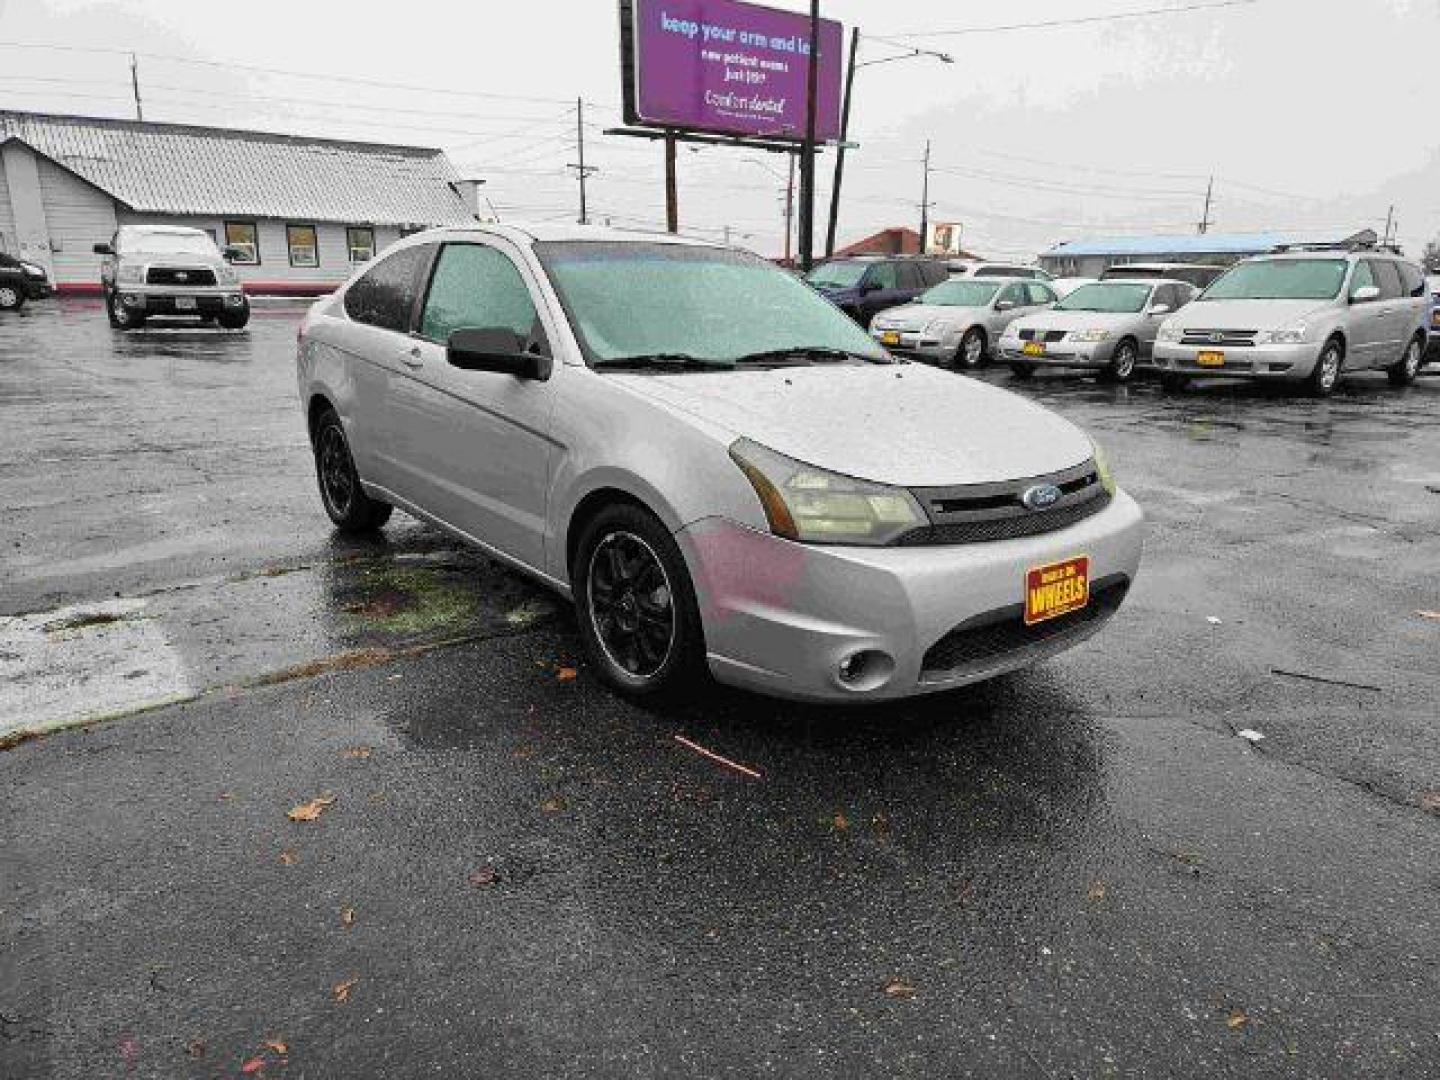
left=625, top=0, right=843, bottom=142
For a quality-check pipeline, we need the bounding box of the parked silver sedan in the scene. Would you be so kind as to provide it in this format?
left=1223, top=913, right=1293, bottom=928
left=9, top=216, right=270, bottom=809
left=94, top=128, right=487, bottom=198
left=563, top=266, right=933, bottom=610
left=1000, top=279, right=1197, bottom=383
left=870, top=277, right=1058, bottom=368
left=297, top=225, right=1144, bottom=704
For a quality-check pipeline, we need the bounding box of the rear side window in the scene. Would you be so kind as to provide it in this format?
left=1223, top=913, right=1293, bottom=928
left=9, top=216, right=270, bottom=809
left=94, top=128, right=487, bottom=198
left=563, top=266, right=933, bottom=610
left=868, top=263, right=900, bottom=290
left=896, top=263, right=922, bottom=290
left=1395, top=261, right=1426, bottom=298
left=1370, top=260, right=1404, bottom=301
left=344, top=245, right=431, bottom=332
left=419, top=243, right=543, bottom=346
left=923, top=262, right=948, bottom=286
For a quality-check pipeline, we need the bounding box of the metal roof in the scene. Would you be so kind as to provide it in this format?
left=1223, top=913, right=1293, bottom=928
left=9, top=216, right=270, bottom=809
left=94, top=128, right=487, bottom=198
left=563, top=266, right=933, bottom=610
left=0, top=111, right=475, bottom=227
left=1044, top=229, right=1377, bottom=258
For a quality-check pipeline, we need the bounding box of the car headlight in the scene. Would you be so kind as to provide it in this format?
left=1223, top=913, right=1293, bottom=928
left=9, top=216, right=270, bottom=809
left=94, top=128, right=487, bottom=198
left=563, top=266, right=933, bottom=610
left=1092, top=441, right=1118, bottom=497
left=216, top=266, right=239, bottom=285
left=20, top=261, right=45, bottom=279
left=1260, top=325, right=1306, bottom=345
left=117, top=264, right=143, bottom=284
left=1071, top=328, right=1111, bottom=343
left=1157, top=324, right=1184, bottom=343
left=729, top=438, right=926, bottom=546
left=923, top=319, right=953, bottom=337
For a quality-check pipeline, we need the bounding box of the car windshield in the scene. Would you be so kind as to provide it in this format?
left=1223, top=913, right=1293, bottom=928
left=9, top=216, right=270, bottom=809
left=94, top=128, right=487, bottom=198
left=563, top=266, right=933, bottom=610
left=805, top=261, right=869, bottom=288
left=124, top=232, right=218, bottom=256
left=535, top=242, right=890, bottom=367
left=1198, top=259, right=1347, bottom=301
left=1055, top=283, right=1152, bottom=313
left=918, top=280, right=1000, bottom=307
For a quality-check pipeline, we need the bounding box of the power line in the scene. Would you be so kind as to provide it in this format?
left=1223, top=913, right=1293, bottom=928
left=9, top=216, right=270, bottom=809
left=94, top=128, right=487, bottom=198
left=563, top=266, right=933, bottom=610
left=876, top=0, right=1264, bottom=42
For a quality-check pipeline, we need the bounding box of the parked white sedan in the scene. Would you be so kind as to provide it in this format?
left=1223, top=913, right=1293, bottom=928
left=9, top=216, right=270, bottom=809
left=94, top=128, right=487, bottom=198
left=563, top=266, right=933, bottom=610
left=870, top=277, right=1058, bottom=368
left=297, top=225, right=1144, bottom=703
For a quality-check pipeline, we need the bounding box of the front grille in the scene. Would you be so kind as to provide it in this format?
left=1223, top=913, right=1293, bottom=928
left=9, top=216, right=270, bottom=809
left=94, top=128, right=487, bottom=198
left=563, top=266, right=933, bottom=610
left=897, top=462, right=1110, bottom=546
left=1181, top=329, right=1258, bottom=348
left=146, top=266, right=217, bottom=287
left=920, top=577, right=1130, bottom=678
left=1019, top=329, right=1068, bottom=343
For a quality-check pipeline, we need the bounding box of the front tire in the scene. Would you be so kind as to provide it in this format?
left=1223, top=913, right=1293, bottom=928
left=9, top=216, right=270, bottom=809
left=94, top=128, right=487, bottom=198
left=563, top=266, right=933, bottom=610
left=1308, top=338, right=1343, bottom=397
left=572, top=502, right=707, bottom=700
left=1102, top=339, right=1139, bottom=383
left=1387, top=335, right=1424, bottom=388
left=218, top=302, right=251, bottom=330
left=110, top=292, right=144, bottom=330
left=956, top=327, right=987, bottom=369
left=312, top=408, right=392, bottom=533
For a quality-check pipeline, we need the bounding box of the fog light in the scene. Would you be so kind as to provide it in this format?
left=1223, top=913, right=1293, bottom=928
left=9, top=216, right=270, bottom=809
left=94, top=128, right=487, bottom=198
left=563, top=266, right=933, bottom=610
left=836, top=649, right=896, bottom=691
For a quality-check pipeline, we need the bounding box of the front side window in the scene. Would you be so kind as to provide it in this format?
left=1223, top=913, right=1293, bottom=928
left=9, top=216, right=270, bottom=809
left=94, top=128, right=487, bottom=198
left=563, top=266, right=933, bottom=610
left=224, top=221, right=259, bottom=265
left=1201, top=259, right=1347, bottom=301
left=918, top=280, right=1001, bottom=307
left=1055, top=283, right=1152, bottom=313
left=535, top=242, right=887, bottom=367
left=1348, top=260, right=1377, bottom=300
left=347, top=227, right=376, bottom=265
left=287, top=224, right=319, bottom=268
left=419, top=243, right=542, bottom=346
left=343, top=244, right=431, bottom=333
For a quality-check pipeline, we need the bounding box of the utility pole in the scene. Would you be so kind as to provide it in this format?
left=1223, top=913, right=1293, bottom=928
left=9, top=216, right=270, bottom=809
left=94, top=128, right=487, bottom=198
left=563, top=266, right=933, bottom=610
left=1382, top=204, right=1395, bottom=246
left=918, top=139, right=931, bottom=254
left=664, top=131, right=678, bottom=234
left=825, top=26, right=860, bottom=259
left=1197, top=175, right=1214, bottom=234
left=796, top=0, right=821, bottom=271
left=568, top=98, right=599, bottom=225
left=784, top=150, right=796, bottom=265
left=129, top=52, right=144, bottom=121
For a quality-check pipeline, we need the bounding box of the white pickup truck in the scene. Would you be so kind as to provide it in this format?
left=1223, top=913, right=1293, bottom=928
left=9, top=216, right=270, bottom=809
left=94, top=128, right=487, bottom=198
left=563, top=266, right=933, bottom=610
left=94, top=225, right=250, bottom=330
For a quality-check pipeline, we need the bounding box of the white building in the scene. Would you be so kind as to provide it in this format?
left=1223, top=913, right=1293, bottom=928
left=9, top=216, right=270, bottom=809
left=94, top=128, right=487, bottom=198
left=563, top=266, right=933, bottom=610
left=0, top=110, right=482, bottom=295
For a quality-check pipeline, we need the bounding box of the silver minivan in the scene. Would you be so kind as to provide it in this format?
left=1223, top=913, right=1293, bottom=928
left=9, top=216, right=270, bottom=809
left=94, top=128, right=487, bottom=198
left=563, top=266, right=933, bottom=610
left=1154, top=250, right=1431, bottom=395
left=297, top=225, right=1144, bottom=703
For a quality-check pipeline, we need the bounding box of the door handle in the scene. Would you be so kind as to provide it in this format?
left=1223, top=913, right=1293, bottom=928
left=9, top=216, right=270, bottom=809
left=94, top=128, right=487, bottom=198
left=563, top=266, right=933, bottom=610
left=401, top=347, right=423, bottom=369
left=1377, top=309, right=1393, bottom=317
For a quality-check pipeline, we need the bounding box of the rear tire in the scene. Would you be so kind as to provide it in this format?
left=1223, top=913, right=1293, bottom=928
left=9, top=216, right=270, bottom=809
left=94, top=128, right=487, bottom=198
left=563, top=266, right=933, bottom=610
left=110, top=292, right=145, bottom=330
left=1308, top=338, right=1343, bottom=397
left=312, top=407, right=392, bottom=533
left=1101, top=339, right=1139, bottom=383
left=218, top=303, right=251, bottom=330
left=571, top=502, right=707, bottom=701
left=957, top=327, right=987, bottom=369
left=1387, top=335, right=1424, bottom=388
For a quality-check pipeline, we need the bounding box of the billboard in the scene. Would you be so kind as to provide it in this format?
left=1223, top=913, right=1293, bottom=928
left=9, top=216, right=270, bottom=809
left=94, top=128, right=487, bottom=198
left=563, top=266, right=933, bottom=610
left=926, top=222, right=964, bottom=255
left=620, top=0, right=844, bottom=143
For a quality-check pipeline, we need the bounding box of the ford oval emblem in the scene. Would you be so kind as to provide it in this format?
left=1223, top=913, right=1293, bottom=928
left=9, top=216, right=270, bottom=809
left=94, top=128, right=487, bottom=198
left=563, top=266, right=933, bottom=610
left=1021, top=484, right=1063, bottom=511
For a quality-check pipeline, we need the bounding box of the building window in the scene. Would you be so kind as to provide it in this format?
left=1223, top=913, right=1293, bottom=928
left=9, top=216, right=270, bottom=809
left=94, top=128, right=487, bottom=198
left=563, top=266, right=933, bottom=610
left=224, top=221, right=260, bottom=265
left=346, top=226, right=376, bottom=265
left=287, top=224, right=319, bottom=268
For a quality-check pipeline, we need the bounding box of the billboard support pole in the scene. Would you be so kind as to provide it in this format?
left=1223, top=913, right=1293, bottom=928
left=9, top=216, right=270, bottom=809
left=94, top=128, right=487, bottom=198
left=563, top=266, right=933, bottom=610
left=784, top=151, right=796, bottom=265
left=824, top=26, right=859, bottom=259
left=797, top=0, right=821, bottom=272
left=665, top=131, right=679, bottom=234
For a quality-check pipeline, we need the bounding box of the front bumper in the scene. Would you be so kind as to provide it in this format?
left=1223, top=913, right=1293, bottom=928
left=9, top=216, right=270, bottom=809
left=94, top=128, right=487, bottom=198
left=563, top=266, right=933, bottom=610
left=1153, top=340, right=1318, bottom=380
left=113, top=287, right=247, bottom=316
left=675, top=491, right=1145, bottom=703
left=998, top=339, right=1119, bottom=370
left=22, top=278, right=53, bottom=300
left=869, top=327, right=958, bottom=362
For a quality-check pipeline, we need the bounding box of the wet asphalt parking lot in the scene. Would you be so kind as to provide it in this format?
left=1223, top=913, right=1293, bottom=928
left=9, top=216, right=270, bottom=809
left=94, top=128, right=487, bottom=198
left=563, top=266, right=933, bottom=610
left=2, top=300, right=1439, bottom=1079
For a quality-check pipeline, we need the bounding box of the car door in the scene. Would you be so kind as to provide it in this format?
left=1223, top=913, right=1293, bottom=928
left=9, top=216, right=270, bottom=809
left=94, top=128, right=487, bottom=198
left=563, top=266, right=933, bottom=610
left=383, top=239, right=557, bottom=569
left=989, top=282, right=1030, bottom=336
left=1371, top=259, right=1410, bottom=364
left=1345, top=260, right=1386, bottom=366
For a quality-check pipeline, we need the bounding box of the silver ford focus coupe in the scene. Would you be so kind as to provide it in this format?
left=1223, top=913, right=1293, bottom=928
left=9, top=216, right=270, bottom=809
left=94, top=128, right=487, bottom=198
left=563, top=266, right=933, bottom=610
left=296, top=225, right=1144, bottom=703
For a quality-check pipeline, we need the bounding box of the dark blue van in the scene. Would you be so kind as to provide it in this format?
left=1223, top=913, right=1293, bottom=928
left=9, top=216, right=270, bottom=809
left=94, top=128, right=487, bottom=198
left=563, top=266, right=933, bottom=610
left=806, top=256, right=948, bottom=327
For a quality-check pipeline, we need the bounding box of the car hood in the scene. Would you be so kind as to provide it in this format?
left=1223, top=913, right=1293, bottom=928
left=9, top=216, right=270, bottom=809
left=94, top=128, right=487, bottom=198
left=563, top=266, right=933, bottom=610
left=1172, top=298, right=1329, bottom=330
left=605, top=362, right=1094, bottom=487
left=874, top=303, right=987, bottom=329
left=128, top=250, right=226, bottom=266
left=1015, top=309, right=1143, bottom=333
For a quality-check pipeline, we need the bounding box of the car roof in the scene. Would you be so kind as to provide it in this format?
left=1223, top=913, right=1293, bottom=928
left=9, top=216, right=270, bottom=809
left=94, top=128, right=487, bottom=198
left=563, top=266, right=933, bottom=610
left=406, top=222, right=723, bottom=249
left=119, top=224, right=209, bottom=237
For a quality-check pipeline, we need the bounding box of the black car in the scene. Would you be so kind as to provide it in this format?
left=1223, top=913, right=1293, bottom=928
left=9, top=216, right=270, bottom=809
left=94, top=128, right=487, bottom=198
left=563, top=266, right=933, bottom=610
left=806, top=256, right=949, bottom=326
left=0, top=252, right=53, bottom=310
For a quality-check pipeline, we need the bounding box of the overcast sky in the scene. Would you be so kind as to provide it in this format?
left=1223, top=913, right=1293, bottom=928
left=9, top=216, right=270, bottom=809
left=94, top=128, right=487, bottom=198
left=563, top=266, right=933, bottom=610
left=2, top=0, right=1437, bottom=259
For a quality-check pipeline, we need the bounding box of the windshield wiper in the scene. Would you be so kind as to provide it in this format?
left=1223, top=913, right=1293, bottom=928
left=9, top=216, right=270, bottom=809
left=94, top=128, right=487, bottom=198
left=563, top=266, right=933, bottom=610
left=733, top=346, right=889, bottom=366
left=595, top=353, right=735, bottom=372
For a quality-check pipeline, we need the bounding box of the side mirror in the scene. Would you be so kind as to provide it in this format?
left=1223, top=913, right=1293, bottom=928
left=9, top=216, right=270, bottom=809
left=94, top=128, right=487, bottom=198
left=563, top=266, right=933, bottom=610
left=995, top=299, right=1015, bottom=311
left=446, top=327, right=547, bottom=379
left=1350, top=285, right=1380, bottom=303
left=222, top=246, right=246, bottom=263
left=93, top=243, right=114, bottom=256
left=1148, top=304, right=1172, bottom=317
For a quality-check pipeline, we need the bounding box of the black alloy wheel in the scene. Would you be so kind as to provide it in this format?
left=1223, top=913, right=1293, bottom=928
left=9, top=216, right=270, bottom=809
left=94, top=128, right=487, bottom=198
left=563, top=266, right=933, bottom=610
left=1309, top=339, right=1343, bottom=397
left=312, top=408, right=392, bottom=533
left=1103, top=339, right=1139, bottom=383
left=1388, top=335, right=1423, bottom=388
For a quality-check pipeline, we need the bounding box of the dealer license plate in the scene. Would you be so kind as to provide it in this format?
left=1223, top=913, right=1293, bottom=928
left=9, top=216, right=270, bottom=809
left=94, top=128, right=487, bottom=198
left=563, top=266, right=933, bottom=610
left=1196, top=349, right=1225, bottom=367
left=175, top=296, right=197, bottom=311
left=1022, top=342, right=1046, bottom=357
left=881, top=331, right=901, bottom=346
left=1024, top=556, right=1090, bottom=626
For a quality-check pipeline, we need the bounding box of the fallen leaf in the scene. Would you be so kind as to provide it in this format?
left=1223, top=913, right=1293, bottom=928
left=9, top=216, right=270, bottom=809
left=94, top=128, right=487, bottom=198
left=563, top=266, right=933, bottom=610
left=469, top=866, right=500, bottom=888
left=341, top=907, right=356, bottom=929
left=884, top=979, right=917, bottom=1000
left=185, top=1038, right=206, bottom=1059
left=278, top=850, right=298, bottom=866
left=287, top=794, right=336, bottom=823
left=541, top=796, right=566, bottom=814
left=1419, top=792, right=1440, bottom=814
left=342, top=746, right=373, bottom=760
left=1226, top=1008, right=1248, bottom=1030
left=241, top=1056, right=266, bottom=1074
left=1087, top=882, right=1108, bottom=902
left=555, top=666, right=578, bottom=682
left=333, top=976, right=359, bottom=1003
left=264, top=1037, right=288, bottom=1055
left=832, top=811, right=850, bottom=831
